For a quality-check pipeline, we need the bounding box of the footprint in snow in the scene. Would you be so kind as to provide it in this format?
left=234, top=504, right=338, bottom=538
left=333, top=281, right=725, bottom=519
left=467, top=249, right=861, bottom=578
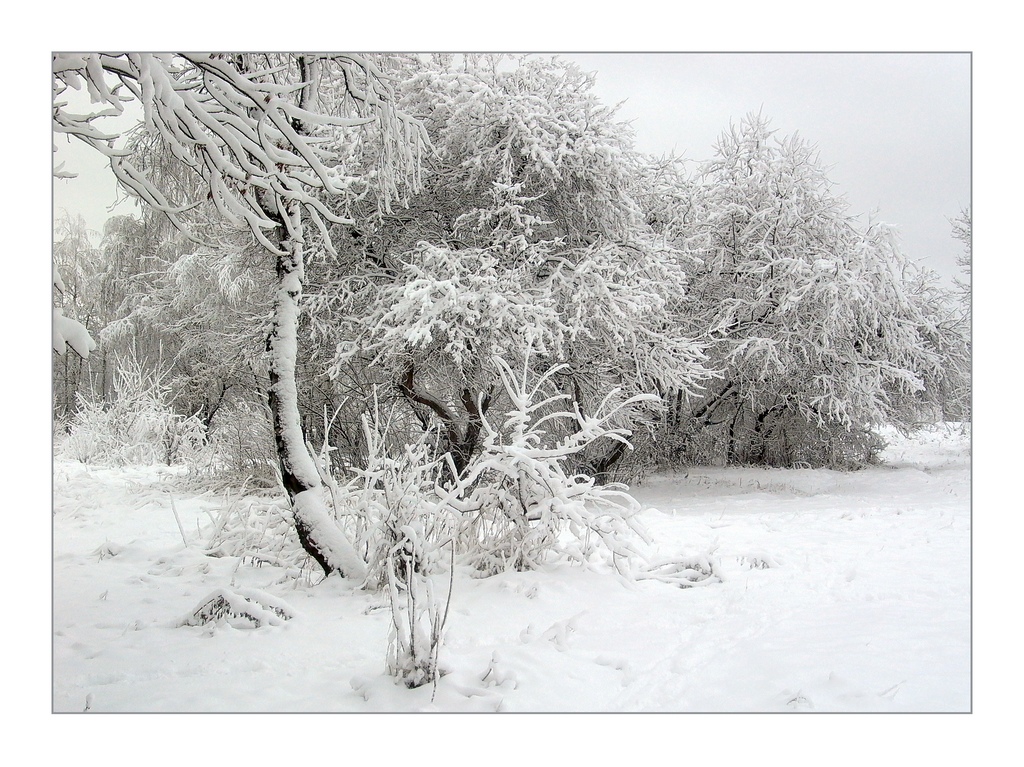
left=541, top=612, right=585, bottom=652
left=785, top=692, right=814, bottom=710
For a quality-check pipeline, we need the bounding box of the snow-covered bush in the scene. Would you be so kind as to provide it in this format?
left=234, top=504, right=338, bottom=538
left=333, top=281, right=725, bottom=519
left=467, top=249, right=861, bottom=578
left=384, top=507, right=455, bottom=689
left=61, top=356, right=206, bottom=466
left=319, top=355, right=664, bottom=685
left=202, top=490, right=311, bottom=573
left=332, top=416, right=455, bottom=688
left=447, top=357, right=653, bottom=575
left=181, top=587, right=296, bottom=629
left=338, top=356, right=662, bottom=580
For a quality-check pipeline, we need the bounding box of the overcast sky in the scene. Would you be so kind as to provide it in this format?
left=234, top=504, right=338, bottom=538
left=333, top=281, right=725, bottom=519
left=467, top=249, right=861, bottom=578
left=563, top=52, right=970, bottom=283
left=53, top=52, right=970, bottom=283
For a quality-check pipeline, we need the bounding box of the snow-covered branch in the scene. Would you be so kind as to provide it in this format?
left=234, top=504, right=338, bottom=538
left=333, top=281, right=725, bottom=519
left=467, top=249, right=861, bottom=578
left=53, top=53, right=428, bottom=253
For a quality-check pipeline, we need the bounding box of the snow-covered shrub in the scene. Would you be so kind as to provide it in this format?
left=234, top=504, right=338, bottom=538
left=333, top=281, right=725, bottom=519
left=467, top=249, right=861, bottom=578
left=333, top=417, right=455, bottom=688
left=446, top=357, right=654, bottom=575
left=325, top=356, right=662, bottom=685
left=345, top=357, right=660, bottom=578
left=181, top=587, right=296, bottom=629
left=430, top=357, right=717, bottom=588
left=202, top=489, right=310, bottom=572
left=384, top=511, right=455, bottom=689
left=60, top=356, right=206, bottom=466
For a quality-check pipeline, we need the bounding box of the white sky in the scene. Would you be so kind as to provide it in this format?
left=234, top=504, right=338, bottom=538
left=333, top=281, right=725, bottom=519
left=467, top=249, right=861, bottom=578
left=52, top=52, right=970, bottom=285
left=564, top=52, right=970, bottom=283
left=52, top=86, right=142, bottom=235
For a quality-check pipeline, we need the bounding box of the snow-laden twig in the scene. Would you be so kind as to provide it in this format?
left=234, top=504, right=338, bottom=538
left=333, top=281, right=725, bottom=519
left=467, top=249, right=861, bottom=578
left=180, top=587, right=296, bottom=629
left=166, top=490, right=188, bottom=547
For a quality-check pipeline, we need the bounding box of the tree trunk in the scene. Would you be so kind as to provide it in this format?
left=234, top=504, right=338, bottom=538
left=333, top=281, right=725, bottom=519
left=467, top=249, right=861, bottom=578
left=750, top=403, right=785, bottom=465
left=266, top=203, right=366, bottom=579
left=397, top=365, right=490, bottom=480
left=454, top=386, right=491, bottom=477
left=727, top=403, right=743, bottom=464
left=587, top=439, right=630, bottom=485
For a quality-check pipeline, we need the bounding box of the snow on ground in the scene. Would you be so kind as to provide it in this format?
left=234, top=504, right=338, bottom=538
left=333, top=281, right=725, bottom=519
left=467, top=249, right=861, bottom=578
left=52, top=425, right=970, bottom=713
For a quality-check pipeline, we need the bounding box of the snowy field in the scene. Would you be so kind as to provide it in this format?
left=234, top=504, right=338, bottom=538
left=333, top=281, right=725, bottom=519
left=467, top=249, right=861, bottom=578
left=52, top=424, right=969, bottom=714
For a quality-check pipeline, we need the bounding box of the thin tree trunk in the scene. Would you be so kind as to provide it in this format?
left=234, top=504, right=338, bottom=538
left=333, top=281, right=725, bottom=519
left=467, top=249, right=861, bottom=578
left=727, top=403, right=744, bottom=464
left=750, top=402, right=785, bottom=465
left=266, top=202, right=366, bottom=579
left=456, top=386, right=491, bottom=477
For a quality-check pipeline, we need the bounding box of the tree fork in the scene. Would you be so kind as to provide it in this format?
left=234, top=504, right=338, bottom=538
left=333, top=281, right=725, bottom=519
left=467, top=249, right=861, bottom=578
left=397, top=366, right=491, bottom=479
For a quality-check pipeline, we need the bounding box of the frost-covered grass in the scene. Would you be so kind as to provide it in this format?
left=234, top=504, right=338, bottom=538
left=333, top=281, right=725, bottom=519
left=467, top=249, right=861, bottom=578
left=52, top=424, right=969, bottom=714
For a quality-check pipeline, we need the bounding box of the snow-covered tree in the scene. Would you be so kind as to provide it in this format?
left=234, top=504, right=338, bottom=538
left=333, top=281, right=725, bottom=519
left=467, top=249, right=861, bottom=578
left=55, top=53, right=428, bottom=577
left=951, top=207, right=971, bottom=309
left=52, top=215, right=101, bottom=414
left=311, top=55, right=709, bottom=480
left=675, top=114, right=963, bottom=466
